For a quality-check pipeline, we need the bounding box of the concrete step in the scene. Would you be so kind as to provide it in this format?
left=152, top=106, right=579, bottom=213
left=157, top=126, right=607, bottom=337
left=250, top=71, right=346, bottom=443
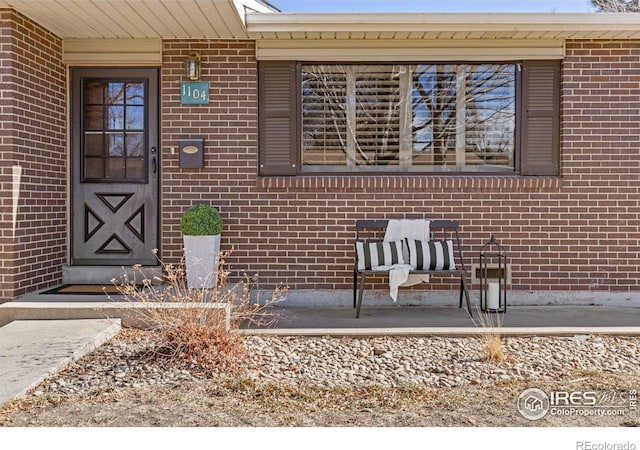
left=62, top=266, right=162, bottom=284
left=0, top=302, right=231, bottom=329
left=0, top=319, right=121, bottom=406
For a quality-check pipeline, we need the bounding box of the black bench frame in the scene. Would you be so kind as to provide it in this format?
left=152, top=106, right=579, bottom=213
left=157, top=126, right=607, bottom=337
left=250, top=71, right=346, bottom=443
left=353, top=219, right=473, bottom=318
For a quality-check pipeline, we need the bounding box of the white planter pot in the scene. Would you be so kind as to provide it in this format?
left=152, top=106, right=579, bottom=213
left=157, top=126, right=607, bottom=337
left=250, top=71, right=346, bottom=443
left=183, top=234, right=221, bottom=289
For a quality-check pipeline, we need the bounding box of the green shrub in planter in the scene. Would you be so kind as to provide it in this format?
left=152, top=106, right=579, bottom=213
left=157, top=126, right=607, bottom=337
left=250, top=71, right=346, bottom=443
left=180, top=204, right=223, bottom=236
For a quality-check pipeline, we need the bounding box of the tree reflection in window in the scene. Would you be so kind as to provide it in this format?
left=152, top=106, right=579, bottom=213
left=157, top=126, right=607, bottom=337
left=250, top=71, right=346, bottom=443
left=83, top=81, right=147, bottom=181
left=301, top=64, right=515, bottom=173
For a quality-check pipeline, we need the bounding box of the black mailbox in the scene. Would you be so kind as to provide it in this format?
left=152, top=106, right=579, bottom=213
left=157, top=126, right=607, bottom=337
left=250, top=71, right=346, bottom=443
left=179, top=138, right=204, bottom=169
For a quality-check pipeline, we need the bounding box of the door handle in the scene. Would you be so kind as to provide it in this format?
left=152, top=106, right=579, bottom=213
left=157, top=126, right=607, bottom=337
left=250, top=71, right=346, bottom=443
left=152, top=156, right=157, bottom=174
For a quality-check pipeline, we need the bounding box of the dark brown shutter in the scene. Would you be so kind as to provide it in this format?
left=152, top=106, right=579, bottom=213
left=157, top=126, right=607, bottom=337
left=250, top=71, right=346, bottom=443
left=520, top=60, right=560, bottom=176
left=258, top=61, right=297, bottom=176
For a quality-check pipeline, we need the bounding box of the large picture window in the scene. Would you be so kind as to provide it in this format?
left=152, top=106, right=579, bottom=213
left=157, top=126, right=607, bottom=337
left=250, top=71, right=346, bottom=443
left=258, top=60, right=559, bottom=177
left=301, top=64, right=516, bottom=173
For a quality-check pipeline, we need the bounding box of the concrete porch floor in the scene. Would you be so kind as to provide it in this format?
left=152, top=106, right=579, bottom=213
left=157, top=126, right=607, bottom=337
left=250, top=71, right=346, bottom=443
left=253, top=304, right=640, bottom=336
left=3, top=290, right=640, bottom=336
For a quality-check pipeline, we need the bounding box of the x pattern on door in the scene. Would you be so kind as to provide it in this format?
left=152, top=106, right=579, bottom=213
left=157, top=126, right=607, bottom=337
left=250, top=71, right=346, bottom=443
left=84, top=193, right=145, bottom=254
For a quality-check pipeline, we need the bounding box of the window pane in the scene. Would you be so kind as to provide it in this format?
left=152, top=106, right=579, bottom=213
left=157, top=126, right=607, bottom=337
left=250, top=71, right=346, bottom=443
left=126, top=83, right=144, bottom=105
left=125, top=106, right=144, bottom=130
left=412, top=65, right=457, bottom=166
left=85, top=106, right=103, bottom=130
left=126, top=133, right=144, bottom=157
left=84, top=133, right=103, bottom=156
left=126, top=158, right=144, bottom=179
left=107, top=133, right=124, bottom=156
left=85, top=158, right=103, bottom=178
left=105, top=158, right=125, bottom=179
left=354, top=66, right=401, bottom=167
left=464, top=64, right=515, bottom=169
left=107, top=83, right=125, bottom=105
left=85, top=82, right=103, bottom=104
left=301, top=65, right=348, bottom=168
left=107, top=106, right=125, bottom=129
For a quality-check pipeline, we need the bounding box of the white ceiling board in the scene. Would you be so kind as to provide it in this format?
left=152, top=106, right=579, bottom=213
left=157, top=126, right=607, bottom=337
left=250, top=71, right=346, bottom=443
left=79, top=1, right=132, bottom=38
left=0, top=0, right=260, bottom=39
left=142, top=0, right=190, bottom=38
left=25, top=1, right=101, bottom=38
left=128, top=1, right=176, bottom=38
left=214, top=0, right=246, bottom=37
left=92, top=0, right=156, bottom=38
left=192, top=0, right=225, bottom=38
left=161, top=1, right=207, bottom=38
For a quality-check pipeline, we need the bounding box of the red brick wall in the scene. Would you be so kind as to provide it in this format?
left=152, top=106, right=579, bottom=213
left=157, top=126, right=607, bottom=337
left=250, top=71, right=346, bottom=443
left=160, top=39, right=640, bottom=299
left=0, top=10, right=66, bottom=302
left=0, top=30, right=634, bottom=302
left=558, top=40, right=640, bottom=293
left=161, top=40, right=259, bottom=276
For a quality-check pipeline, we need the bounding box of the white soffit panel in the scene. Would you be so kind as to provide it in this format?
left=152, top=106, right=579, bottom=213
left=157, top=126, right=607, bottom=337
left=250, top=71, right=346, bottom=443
left=0, top=0, right=276, bottom=39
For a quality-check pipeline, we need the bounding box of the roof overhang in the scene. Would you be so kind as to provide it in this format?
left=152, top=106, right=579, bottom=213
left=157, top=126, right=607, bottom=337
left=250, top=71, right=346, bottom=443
left=2, top=5, right=640, bottom=62
left=0, top=0, right=276, bottom=39
left=3, top=5, right=640, bottom=42
left=247, top=12, right=640, bottom=61
left=245, top=12, right=640, bottom=41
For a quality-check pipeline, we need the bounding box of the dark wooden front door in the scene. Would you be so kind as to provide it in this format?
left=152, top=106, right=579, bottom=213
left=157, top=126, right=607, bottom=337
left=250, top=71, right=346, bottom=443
left=71, top=68, right=159, bottom=266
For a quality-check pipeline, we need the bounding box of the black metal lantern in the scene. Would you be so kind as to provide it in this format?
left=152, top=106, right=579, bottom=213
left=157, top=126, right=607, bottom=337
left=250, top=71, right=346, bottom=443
left=479, top=235, right=507, bottom=313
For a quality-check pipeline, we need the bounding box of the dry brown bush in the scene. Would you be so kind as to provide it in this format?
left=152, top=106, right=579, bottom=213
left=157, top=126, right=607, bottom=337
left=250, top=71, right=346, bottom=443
left=472, top=308, right=505, bottom=363
left=108, top=250, right=286, bottom=374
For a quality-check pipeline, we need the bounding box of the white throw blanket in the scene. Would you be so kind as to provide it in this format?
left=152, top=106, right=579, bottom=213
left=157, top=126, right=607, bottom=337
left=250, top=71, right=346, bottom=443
left=378, top=219, right=430, bottom=301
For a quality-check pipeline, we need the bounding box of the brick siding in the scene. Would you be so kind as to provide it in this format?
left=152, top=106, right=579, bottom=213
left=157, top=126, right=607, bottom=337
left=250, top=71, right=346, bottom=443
left=0, top=10, right=66, bottom=302
left=1, top=34, right=638, bottom=301
left=161, top=39, right=640, bottom=298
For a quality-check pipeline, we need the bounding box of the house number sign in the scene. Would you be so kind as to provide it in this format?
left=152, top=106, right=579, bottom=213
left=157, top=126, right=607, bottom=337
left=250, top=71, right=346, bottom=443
left=180, top=82, right=209, bottom=105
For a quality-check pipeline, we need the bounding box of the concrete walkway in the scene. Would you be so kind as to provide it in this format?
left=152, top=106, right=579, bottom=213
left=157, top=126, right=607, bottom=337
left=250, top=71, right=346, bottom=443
left=0, top=319, right=120, bottom=406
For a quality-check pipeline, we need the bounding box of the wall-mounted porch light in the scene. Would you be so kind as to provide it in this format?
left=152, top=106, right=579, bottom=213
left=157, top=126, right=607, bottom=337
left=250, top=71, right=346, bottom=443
left=185, top=52, right=201, bottom=81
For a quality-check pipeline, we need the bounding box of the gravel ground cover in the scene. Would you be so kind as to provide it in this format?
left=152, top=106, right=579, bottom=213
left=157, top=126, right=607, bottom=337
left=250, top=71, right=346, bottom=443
left=1, top=329, right=639, bottom=427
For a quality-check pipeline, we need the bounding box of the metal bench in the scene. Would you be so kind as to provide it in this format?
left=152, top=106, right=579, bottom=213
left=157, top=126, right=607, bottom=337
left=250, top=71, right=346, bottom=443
left=353, top=219, right=472, bottom=318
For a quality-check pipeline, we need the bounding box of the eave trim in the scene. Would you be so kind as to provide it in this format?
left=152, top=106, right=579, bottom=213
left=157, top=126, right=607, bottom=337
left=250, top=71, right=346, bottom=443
left=256, top=39, right=565, bottom=61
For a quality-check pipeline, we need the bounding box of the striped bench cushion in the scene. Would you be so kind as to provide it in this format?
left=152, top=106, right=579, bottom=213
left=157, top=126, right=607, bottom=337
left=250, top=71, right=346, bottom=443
left=407, top=239, right=456, bottom=271
left=355, top=240, right=405, bottom=271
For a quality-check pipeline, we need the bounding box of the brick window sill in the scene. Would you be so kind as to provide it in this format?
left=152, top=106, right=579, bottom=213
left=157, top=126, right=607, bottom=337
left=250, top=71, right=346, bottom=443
left=257, top=175, right=563, bottom=192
